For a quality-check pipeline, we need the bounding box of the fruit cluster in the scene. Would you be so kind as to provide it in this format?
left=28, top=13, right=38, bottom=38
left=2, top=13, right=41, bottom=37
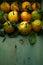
left=0, top=1, right=43, bottom=35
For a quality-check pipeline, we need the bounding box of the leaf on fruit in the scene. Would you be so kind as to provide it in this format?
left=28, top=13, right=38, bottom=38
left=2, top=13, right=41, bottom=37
left=10, top=22, right=18, bottom=28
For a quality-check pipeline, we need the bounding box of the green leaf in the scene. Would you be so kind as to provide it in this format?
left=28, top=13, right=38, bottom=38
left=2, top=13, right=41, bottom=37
left=0, top=22, right=3, bottom=29
left=2, top=35, right=6, bottom=42
left=29, top=32, right=36, bottom=45
left=3, top=13, right=8, bottom=21
left=10, top=22, right=18, bottom=28
left=0, top=10, right=7, bottom=21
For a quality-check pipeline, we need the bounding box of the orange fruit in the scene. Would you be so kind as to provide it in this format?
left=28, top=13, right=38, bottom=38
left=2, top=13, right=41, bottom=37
left=4, top=21, right=14, bottom=33
left=18, top=21, right=32, bottom=35
left=1, top=2, right=10, bottom=12
left=0, top=5, right=1, bottom=8
left=8, top=11, right=19, bottom=23
left=21, top=11, right=31, bottom=21
left=11, top=2, right=19, bottom=11
left=32, top=20, right=42, bottom=32
left=31, top=2, right=41, bottom=10
left=22, top=1, right=31, bottom=11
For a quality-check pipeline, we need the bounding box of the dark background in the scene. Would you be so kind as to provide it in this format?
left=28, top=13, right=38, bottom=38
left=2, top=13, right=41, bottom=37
left=0, top=0, right=41, bottom=3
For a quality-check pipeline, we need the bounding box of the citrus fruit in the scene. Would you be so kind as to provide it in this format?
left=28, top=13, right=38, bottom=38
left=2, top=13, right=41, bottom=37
left=32, top=20, right=42, bottom=32
left=0, top=5, right=1, bottom=8
left=31, top=10, right=41, bottom=20
left=22, top=1, right=31, bottom=11
left=11, top=2, right=19, bottom=11
left=1, top=2, right=10, bottom=12
left=21, top=11, right=31, bottom=21
left=31, top=2, right=41, bottom=10
left=4, top=21, right=14, bottom=33
left=8, top=11, right=19, bottom=23
left=18, top=21, right=32, bottom=35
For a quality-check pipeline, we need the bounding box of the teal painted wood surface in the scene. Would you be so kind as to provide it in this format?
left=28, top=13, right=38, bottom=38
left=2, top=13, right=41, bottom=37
left=0, top=37, right=15, bottom=65
left=0, top=35, right=43, bottom=65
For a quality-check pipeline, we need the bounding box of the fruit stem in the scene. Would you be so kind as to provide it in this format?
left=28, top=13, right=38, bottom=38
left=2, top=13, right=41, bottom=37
left=25, top=23, right=27, bottom=28
left=13, top=11, right=15, bottom=15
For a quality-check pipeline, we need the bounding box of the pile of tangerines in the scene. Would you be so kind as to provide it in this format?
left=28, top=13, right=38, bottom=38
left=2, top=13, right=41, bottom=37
left=0, top=1, right=43, bottom=35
